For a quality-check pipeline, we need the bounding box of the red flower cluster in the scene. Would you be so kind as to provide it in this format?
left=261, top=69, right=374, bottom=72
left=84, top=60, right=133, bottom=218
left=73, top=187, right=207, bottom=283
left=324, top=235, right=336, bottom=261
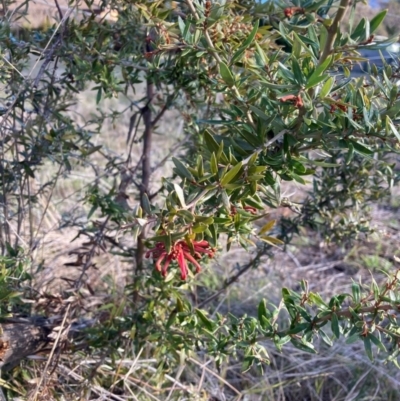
left=284, top=7, right=305, bottom=18
left=231, top=205, right=258, bottom=216
left=280, top=94, right=304, bottom=109
left=330, top=103, right=347, bottom=113
left=146, top=240, right=216, bottom=280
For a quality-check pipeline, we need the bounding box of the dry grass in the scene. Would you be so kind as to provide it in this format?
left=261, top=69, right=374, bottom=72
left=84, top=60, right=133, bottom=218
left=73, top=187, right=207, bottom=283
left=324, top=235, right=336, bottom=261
left=5, top=0, right=118, bottom=28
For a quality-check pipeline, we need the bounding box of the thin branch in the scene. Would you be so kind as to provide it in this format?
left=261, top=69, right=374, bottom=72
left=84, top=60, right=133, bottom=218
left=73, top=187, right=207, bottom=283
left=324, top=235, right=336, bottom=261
left=316, top=303, right=400, bottom=324
left=242, top=129, right=287, bottom=165
left=198, top=249, right=265, bottom=308
left=150, top=121, right=186, bottom=174
left=53, top=0, right=64, bottom=19
left=135, top=68, right=155, bottom=277
left=319, top=0, right=351, bottom=65
left=255, top=303, right=400, bottom=342
left=29, top=304, right=71, bottom=401
left=151, top=95, right=174, bottom=127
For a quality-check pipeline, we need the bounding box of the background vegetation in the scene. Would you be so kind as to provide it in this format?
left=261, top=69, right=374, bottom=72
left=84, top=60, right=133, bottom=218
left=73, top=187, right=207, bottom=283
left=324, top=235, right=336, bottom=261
left=0, top=0, right=400, bottom=400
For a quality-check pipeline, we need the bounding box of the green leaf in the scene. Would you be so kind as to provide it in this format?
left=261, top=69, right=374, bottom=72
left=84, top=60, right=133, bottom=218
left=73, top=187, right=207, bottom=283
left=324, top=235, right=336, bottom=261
left=216, top=139, right=229, bottom=164
left=345, top=141, right=355, bottom=165
left=221, top=190, right=230, bottom=211
left=204, top=130, right=220, bottom=153
left=277, top=62, right=295, bottom=82
left=306, top=55, right=332, bottom=89
left=331, top=313, right=340, bottom=339
left=347, top=332, right=361, bottom=344
left=242, top=19, right=259, bottom=49
left=219, top=62, right=235, bottom=87
left=319, top=25, right=328, bottom=53
left=292, top=58, right=305, bottom=85
left=242, top=356, right=254, bottom=373
left=165, top=232, right=172, bottom=254
left=352, top=282, right=361, bottom=303
left=230, top=20, right=259, bottom=65
left=148, top=232, right=186, bottom=243
left=308, top=292, right=328, bottom=308
left=258, top=299, right=269, bottom=327
left=178, top=16, right=186, bottom=35
left=258, top=220, right=276, bottom=235
left=192, top=223, right=208, bottom=233
left=174, top=183, right=186, bottom=208
left=177, top=209, right=195, bottom=222
left=274, top=335, right=291, bottom=351
left=359, top=35, right=398, bottom=50
left=287, top=322, right=310, bottom=335
left=320, top=76, right=334, bottom=98
left=319, top=329, right=333, bottom=347
left=290, top=338, right=317, bottom=354
left=173, top=157, right=194, bottom=180
left=386, top=116, right=400, bottom=142
left=349, top=140, right=373, bottom=156
left=197, top=155, right=204, bottom=177
left=231, top=48, right=246, bottom=65
left=308, top=160, right=339, bottom=167
left=363, top=335, right=373, bottom=361
left=248, top=105, right=271, bottom=122
left=96, top=87, right=102, bottom=104
left=369, top=333, right=387, bottom=352
left=82, top=145, right=102, bottom=156
left=370, top=10, right=388, bottom=34
left=141, top=193, right=152, bottom=215
left=87, top=204, right=98, bottom=220
left=258, top=80, right=298, bottom=90
left=195, top=309, right=215, bottom=332
left=305, top=74, right=328, bottom=90
left=221, top=162, right=243, bottom=186
left=351, top=18, right=367, bottom=41
left=259, top=236, right=284, bottom=247
left=210, top=152, right=218, bottom=175
left=255, top=41, right=268, bottom=65
left=381, top=100, right=400, bottom=119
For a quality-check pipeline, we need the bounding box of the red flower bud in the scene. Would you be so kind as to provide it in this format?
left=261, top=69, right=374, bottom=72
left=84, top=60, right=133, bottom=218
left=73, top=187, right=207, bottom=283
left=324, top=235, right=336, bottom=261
left=146, top=239, right=216, bottom=280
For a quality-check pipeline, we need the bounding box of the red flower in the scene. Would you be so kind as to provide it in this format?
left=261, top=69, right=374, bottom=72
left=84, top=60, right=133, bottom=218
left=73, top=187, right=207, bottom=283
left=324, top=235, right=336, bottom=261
left=230, top=205, right=258, bottom=216
left=284, top=7, right=304, bottom=18
left=146, top=240, right=216, bottom=280
left=280, top=94, right=304, bottom=108
left=244, top=205, right=258, bottom=215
